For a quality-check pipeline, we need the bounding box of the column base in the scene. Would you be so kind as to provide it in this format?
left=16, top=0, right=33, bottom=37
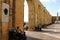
left=28, top=27, right=35, bottom=31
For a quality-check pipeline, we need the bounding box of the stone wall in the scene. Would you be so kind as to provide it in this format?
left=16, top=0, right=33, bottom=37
left=15, top=0, right=24, bottom=32
left=0, top=0, right=2, bottom=40
left=27, top=0, right=52, bottom=30
left=2, top=0, right=9, bottom=40
left=0, top=0, right=24, bottom=40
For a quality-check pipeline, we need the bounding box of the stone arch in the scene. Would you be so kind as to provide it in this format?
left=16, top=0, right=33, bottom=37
left=0, top=0, right=53, bottom=40
left=26, top=0, right=35, bottom=30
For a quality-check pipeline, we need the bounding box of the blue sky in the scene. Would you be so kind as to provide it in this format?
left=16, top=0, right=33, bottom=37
left=40, top=0, right=60, bottom=16
left=24, top=0, right=60, bottom=22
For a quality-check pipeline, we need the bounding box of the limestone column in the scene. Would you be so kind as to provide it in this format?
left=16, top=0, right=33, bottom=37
left=38, top=5, right=43, bottom=25
left=2, top=3, right=9, bottom=40
left=27, top=0, right=35, bottom=31
left=34, top=0, right=39, bottom=26
left=37, top=4, right=42, bottom=25
left=44, top=9, right=48, bottom=25
left=37, top=2, right=44, bottom=26
left=0, top=0, right=2, bottom=40
left=15, top=0, right=24, bottom=32
left=3, top=0, right=13, bottom=31
left=9, top=0, right=13, bottom=30
left=57, top=13, right=59, bottom=21
left=1, top=0, right=10, bottom=40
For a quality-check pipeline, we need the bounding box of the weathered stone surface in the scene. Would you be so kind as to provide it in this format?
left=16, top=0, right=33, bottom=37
left=9, top=0, right=13, bottom=30
left=0, top=0, right=53, bottom=40
left=27, top=0, right=35, bottom=31
left=2, top=22, right=8, bottom=40
left=15, top=0, right=24, bottom=32
left=0, top=0, right=2, bottom=40
left=26, top=0, right=52, bottom=30
left=1, top=1, right=9, bottom=40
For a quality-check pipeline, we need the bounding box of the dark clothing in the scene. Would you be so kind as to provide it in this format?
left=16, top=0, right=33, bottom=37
left=9, top=30, right=17, bottom=40
left=21, top=32, right=27, bottom=40
left=16, top=31, right=22, bottom=40
left=9, top=30, right=26, bottom=40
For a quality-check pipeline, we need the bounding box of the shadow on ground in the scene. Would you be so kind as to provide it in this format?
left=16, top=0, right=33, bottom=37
left=27, top=36, right=43, bottom=40
left=41, top=30, right=60, bottom=34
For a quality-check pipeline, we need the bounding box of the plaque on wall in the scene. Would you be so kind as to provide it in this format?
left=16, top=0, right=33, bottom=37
left=2, top=3, right=9, bottom=22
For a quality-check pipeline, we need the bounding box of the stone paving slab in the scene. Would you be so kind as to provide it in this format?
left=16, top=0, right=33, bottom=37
left=26, top=31, right=60, bottom=40
left=27, top=36, right=43, bottom=40
left=26, top=24, right=60, bottom=40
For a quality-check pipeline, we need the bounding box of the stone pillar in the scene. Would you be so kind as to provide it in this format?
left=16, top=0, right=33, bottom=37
left=42, top=9, right=45, bottom=25
left=3, top=0, right=13, bottom=31
left=41, top=7, right=45, bottom=25
left=57, top=13, right=59, bottom=21
left=9, top=0, right=13, bottom=30
left=0, top=0, right=2, bottom=40
left=2, top=3, right=9, bottom=40
left=34, top=0, right=40, bottom=26
left=44, top=9, right=48, bottom=25
left=1, top=0, right=10, bottom=40
left=42, top=8, right=46, bottom=25
left=27, top=0, right=35, bottom=31
left=38, top=4, right=42, bottom=25
left=15, top=0, right=24, bottom=32
left=37, top=1, right=44, bottom=26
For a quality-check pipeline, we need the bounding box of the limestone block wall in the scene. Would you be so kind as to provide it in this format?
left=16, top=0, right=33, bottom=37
left=35, top=0, right=52, bottom=26
left=50, top=15, right=52, bottom=24
left=26, top=0, right=52, bottom=30
left=0, top=0, right=2, bottom=40
left=9, top=0, right=24, bottom=32
left=9, top=0, right=13, bottom=30
left=2, top=0, right=9, bottom=40
left=47, top=12, right=51, bottom=24
left=39, top=2, right=52, bottom=25
left=2, top=22, right=8, bottom=40
left=39, top=2, right=45, bottom=25
left=38, top=5, right=42, bottom=25
left=44, top=9, right=48, bottom=25
left=34, top=0, right=38, bottom=26
left=42, top=9, right=46, bottom=25
left=34, top=0, right=45, bottom=26
left=44, top=10, right=49, bottom=25
left=3, top=0, right=9, bottom=4
left=0, top=1, right=52, bottom=40
left=43, top=9, right=47, bottom=25
left=48, top=13, right=51, bottom=24
left=15, top=0, right=24, bottom=32
left=47, top=13, right=49, bottom=24
left=0, top=0, right=24, bottom=40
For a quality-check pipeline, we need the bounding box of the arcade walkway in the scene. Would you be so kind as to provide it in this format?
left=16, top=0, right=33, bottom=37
left=26, top=24, right=60, bottom=40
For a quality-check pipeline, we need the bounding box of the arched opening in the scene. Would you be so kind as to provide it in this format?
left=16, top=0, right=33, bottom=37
left=24, top=0, right=29, bottom=30
left=24, top=0, right=35, bottom=31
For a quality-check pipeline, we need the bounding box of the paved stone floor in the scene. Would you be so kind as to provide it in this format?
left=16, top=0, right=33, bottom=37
left=27, top=37, right=42, bottom=40
left=26, top=24, right=60, bottom=40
